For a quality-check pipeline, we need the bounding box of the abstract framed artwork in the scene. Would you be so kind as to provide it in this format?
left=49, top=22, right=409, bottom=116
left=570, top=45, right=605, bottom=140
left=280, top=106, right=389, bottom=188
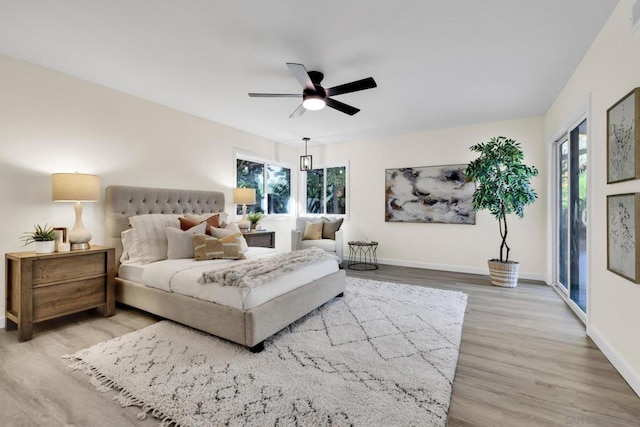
left=607, top=193, right=640, bottom=283
left=607, top=87, right=640, bottom=183
left=385, top=164, right=476, bottom=224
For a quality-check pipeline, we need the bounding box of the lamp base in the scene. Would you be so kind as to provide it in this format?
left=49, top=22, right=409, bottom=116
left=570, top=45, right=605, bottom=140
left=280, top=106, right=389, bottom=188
left=238, top=219, right=251, bottom=233
left=71, top=242, right=91, bottom=251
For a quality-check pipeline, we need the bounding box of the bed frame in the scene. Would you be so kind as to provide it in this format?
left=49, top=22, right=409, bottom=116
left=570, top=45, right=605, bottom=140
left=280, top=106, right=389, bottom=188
left=105, top=185, right=346, bottom=352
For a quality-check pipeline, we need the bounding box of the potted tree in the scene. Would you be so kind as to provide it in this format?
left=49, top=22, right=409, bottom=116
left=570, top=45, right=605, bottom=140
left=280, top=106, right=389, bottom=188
left=465, top=136, right=539, bottom=287
left=21, top=223, right=57, bottom=253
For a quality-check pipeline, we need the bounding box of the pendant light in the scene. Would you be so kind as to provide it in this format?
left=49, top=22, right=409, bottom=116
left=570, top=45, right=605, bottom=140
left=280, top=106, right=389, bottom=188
left=300, top=137, right=313, bottom=171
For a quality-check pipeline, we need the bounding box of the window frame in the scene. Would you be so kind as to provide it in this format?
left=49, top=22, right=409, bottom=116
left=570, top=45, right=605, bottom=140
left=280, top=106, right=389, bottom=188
left=301, top=161, right=349, bottom=218
left=235, top=152, right=294, bottom=218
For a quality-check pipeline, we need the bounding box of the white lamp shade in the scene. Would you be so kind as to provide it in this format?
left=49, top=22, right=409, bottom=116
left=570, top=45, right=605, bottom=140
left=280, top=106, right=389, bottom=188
left=52, top=173, right=100, bottom=202
left=233, top=188, right=256, bottom=205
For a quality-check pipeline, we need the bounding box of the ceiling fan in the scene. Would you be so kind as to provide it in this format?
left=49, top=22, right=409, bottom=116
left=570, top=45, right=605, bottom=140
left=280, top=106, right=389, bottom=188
left=248, top=63, right=377, bottom=118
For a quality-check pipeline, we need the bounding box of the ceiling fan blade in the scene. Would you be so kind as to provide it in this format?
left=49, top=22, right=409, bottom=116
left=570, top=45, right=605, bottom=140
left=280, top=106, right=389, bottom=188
left=248, top=93, right=301, bottom=98
left=327, top=77, right=377, bottom=97
left=289, top=103, right=306, bottom=118
left=287, top=63, right=314, bottom=90
left=326, top=98, right=360, bottom=115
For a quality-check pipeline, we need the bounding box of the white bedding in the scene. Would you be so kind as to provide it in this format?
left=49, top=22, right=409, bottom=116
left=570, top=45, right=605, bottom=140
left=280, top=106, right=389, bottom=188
left=118, top=248, right=339, bottom=310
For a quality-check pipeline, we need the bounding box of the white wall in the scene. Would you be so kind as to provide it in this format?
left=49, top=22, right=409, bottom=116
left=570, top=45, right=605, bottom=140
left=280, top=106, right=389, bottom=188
left=545, top=0, right=640, bottom=395
left=0, top=53, right=549, bottom=335
left=0, top=54, right=298, bottom=326
left=310, top=117, right=547, bottom=280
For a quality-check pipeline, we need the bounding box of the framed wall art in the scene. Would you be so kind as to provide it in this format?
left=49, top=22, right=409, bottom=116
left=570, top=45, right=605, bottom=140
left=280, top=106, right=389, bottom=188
left=607, top=193, right=640, bottom=283
left=607, top=87, right=640, bottom=183
left=385, top=164, right=476, bottom=224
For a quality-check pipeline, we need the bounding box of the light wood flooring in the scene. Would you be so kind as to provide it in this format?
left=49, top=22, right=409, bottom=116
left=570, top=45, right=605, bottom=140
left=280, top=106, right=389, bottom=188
left=1, top=265, right=639, bottom=426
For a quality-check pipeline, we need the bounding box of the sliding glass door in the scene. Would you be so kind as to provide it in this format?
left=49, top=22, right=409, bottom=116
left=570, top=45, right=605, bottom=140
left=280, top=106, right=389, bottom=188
left=555, top=118, right=588, bottom=314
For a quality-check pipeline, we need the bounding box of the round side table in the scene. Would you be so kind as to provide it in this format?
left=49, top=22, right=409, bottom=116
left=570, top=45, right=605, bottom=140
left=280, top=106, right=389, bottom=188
left=347, top=241, right=379, bottom=270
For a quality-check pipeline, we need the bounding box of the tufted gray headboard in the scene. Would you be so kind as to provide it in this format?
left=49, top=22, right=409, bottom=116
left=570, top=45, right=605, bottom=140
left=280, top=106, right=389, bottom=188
left=105, top=185, right=226, bottom=263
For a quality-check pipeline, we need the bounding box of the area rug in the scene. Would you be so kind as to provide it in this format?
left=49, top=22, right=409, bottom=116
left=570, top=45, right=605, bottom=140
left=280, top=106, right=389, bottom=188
left=64, top=277, right=468, bottom=426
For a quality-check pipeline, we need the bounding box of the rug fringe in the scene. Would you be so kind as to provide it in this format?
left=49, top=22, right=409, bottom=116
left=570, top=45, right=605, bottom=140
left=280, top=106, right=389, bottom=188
left=64, top=357, right=182, bottom=427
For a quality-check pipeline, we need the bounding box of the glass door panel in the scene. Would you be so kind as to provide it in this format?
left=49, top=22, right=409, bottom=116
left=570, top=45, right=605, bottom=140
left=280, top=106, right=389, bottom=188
left=555, top=118, right=587, bottom=315
left=558, top=140, right=569, bottom=291
left=569, top=120, right=588, bottom=312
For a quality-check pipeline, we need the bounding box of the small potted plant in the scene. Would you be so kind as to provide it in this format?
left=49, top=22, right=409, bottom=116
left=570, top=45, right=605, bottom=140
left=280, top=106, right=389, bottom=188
left=21, top=224, right=57, bottom=253
left=247, top=212, right=264, bottom=231
left=465, top=136, right=539, bottom=287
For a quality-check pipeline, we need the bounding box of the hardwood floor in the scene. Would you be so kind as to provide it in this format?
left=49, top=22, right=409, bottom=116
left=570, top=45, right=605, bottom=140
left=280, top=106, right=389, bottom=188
left=348, top=265, right=640, bottom=427
left=1, top=264, right=638, bottom=426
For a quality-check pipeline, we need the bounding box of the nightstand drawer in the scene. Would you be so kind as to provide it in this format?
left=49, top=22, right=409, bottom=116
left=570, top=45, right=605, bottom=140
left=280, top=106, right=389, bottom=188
left=32, top=253, right=106, bottom=285
left=33, top=277, right=106, bottom=321
left=243, top=231, right=275, bottom=248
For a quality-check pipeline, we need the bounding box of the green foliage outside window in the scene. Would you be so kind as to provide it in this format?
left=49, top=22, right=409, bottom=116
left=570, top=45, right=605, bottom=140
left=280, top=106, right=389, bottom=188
left=306, top=169, right=324, bottom=213
left=306, top=166, right=346, bottom=215
left=326, top=167, right=346, bottom=214
left=236, top=159, right=264, bottom=213
left=236, top=158, right=291, bottom=215
left=267, top=165, right=290, bottom=214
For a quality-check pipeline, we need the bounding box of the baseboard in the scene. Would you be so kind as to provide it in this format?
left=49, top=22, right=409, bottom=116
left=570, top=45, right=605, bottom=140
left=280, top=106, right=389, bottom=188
left=588, top=325, right=640, bottom=397
left=376, top=257, right=547, bottom=283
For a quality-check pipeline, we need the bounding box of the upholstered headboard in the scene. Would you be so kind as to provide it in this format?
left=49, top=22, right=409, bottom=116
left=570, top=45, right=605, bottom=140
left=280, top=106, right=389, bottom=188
left=105, top=185, right=226, bottom=262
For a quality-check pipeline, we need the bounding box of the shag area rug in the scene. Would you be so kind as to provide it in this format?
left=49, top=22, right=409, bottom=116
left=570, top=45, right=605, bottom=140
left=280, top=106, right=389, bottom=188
left=64, top=277, right=468, bottom=426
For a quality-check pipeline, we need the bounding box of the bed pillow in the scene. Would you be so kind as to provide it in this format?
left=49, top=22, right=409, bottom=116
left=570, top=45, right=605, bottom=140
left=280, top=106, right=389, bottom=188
left=193, top=233, right=246, bottom=261
left=120, top=228, right=141, bottom=264
left=166, top=222, right=207, bottom=259
left=128, top=214, right=181, bottom=263
left=210, top=223, right=249, bottom=251
left=302, top=221, right=323, bottom=240
left=179, top=213, right=220, bottom=234
left=322, top=217, right=344, bottom=240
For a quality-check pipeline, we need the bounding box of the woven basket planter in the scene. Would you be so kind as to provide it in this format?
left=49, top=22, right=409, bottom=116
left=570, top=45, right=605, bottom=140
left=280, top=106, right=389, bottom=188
left=487, top=259, right=520, bottom=288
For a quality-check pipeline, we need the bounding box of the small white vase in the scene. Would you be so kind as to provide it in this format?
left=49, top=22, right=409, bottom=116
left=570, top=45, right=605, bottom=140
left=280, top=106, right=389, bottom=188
left=35, top=241, right=55, bottom=254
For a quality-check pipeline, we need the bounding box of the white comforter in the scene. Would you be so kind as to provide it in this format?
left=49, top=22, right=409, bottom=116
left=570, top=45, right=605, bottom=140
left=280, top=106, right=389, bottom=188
left=118, top=248, right=339, bottom=310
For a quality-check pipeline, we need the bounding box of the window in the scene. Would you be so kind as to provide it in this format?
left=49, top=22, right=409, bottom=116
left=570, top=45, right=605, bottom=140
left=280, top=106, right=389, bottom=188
left=305, top=165, right=347, bottom=215
left=236, top=157, right=291, bottom=215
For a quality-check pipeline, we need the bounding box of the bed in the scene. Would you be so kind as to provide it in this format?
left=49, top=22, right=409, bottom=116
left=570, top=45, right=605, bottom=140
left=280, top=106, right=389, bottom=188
left=105, top=185, right=346, bottom=352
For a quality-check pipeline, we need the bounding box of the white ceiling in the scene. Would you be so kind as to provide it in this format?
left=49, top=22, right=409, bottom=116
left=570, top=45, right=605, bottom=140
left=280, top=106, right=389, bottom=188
left=0, top=1, right=618, bottom=146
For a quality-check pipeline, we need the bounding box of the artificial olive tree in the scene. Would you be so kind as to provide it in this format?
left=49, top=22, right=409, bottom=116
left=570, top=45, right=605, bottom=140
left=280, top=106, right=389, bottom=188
left=465, top=136, right=539, bottom=263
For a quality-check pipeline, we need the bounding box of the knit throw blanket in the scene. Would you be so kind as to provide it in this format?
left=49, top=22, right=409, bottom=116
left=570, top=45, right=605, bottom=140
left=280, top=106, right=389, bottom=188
left=198, top=247, right=337, bottom=288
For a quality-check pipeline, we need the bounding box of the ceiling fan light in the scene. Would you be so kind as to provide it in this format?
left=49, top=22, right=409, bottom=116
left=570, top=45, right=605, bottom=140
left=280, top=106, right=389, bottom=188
left=302, top=96, right=326, bottom=111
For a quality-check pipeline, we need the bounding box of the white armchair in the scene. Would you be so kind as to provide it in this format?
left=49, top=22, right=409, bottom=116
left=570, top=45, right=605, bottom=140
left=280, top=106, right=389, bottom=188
left=291, top=216, right=344, bottom=262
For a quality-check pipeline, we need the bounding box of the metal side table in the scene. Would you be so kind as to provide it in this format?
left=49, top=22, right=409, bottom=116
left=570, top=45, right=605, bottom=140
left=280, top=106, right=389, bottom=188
left=347, top=240, right=379, bottom=270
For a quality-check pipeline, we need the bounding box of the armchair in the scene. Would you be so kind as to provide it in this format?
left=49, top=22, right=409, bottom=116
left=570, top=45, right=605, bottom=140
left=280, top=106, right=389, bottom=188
left=291, top=216, right=344, bottom=262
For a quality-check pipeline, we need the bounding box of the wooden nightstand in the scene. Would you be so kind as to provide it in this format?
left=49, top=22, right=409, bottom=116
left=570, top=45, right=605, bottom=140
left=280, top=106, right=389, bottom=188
left=5, top=245, right=115, bottom=342
left=243, top=231, right=275, bottom=248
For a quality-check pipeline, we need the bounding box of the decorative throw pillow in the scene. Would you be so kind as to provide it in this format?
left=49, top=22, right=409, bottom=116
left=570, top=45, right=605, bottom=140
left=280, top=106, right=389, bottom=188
left=193, top=233, right=246, bottom=261
left=296, top=216, right=321, bottom=232
left=322, top=217, right=344, bottom=240
left=302, top=221, right=323, bottom=240
left=210, top=223, right=249, bottom=251
left=128, top=214, right=181, bottom=263
left=166, top=222, right=207, bottom=259
left=185, top=212, right=229, bottom=228
left=179, top=213, right=220, bottom=234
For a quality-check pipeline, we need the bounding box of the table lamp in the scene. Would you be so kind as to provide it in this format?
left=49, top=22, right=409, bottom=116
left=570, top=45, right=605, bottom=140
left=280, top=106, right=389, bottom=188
left=52, top=172, right=100, bottom=250
left=233, top=188, right=256, bottom=232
